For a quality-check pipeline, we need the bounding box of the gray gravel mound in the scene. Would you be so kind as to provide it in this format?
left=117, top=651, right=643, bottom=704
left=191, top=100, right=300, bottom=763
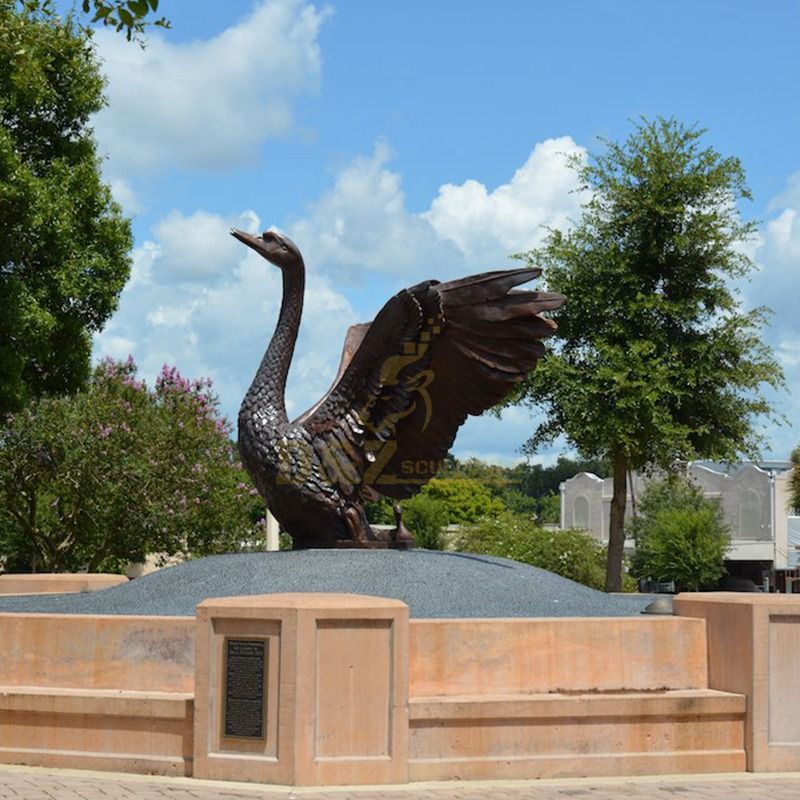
left=0, top=550, right=651, bottom=618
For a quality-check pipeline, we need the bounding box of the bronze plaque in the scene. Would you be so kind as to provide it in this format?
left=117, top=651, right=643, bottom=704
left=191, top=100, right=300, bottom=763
left=223, top=638, right=266, bottom=739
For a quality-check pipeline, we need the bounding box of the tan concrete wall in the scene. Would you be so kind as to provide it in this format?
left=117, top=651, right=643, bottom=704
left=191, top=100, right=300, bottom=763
left=675, top=592, right=800, bottom=772
left=194, top=593, right=409, bottom=786
left=0, top=613, right=195, bottom=691
left=0, top=574, right=128, bottom=595
left=0, top=613, right=195, bottom=776
left=0, top=687, right=193, bottom=776
left=0, top=603, right=753, bottom=784
left=409, top=689, right=745, bottom=780
left=409, top=616, right=708, bottom=697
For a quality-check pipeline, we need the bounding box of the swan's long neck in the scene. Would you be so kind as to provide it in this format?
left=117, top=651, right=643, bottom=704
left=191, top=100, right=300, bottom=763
left=243, top=261, right=305, bottom=426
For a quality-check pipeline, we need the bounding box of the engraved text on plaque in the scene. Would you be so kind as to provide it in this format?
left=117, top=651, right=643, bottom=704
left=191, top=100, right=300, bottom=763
left=224, top=638, right=266, bottom=739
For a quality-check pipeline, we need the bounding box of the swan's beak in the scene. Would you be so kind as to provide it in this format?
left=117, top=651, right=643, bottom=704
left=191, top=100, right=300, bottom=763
left=231, top=228, right=270, bottom=258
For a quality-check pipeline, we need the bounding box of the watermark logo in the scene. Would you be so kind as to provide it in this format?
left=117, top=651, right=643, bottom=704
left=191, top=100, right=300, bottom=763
left=276, top=317, right=443, bottom=489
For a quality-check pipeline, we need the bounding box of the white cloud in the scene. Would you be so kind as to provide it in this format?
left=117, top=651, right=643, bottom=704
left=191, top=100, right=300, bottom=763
left=151, top=209, right=259, bottom=283
left=93, top=210, right=357, bottom=425
left=289, top=140, right=448, bottom=277
left=290, top=136, right=588, bottom=282
left=752, top=176, right=800, bottom=334
left=109, top=177, right=143, bottom=215
left=125, top=240, right=159, bottom=290
left=94, top=137, right=593, bottom=451
left=777, top=340, right=800, bottom=368
left=747, top=171, right=800, bottom=458
left=425, top=136, right=589, bottom=260
left=94, top=0, right=330, bottom=173
left=94, top=143, right=800, bottom=463
left=93, top=330, right=137, bottom=361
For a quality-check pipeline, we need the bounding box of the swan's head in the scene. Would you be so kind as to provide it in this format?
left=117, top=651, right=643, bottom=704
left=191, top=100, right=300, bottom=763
left=230, top=228, right=302, bottom=270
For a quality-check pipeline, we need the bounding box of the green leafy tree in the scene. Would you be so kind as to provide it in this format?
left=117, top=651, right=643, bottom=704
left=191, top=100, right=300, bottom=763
left=437, top=457, right=511, bottom=497
left=0, top=1, right=132, bottom=418
left=0, top=358, right=262, bottom=572
left=512, top=117, right=783, bottom=591
left=511, top=456, right=609, bottom=498
left=629, top=475, right=730, bottom=591
left=79, top=0, right=170, bottom=41
left=536, top=491, right=561, bottom=525
left=401, top=494, right=449, bottom=550
left=420, top=477, right=505, bottom=524
left=454, top=511, right=626, bottom=591
left=791, top=446, right=800, bottom=513
left=501, top=489, right=540, bottom=517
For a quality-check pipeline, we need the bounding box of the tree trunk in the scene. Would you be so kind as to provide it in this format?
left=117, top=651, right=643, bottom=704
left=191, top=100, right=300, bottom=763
left=605, top=451, right=628, bottom=592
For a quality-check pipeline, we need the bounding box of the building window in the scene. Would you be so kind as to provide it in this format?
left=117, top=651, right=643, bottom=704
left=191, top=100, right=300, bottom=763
left=739, top=489, right=762, bottom=539
left=573, top=496, right=590, bottom=530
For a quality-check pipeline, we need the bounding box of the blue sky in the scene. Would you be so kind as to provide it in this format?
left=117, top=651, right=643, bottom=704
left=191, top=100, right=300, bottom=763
left=88, top=0, right=800, bottom=465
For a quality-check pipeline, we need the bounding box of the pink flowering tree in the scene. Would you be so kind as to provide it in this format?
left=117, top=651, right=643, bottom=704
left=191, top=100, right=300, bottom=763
left=0, top=358, right=264, bottom=573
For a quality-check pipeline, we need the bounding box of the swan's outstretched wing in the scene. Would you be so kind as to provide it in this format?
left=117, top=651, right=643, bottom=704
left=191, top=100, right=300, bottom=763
left=297, top=268, right=564, bottom=499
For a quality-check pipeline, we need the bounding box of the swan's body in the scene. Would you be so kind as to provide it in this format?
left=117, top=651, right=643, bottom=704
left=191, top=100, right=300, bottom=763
left=233, top=228, right=564, bottom=549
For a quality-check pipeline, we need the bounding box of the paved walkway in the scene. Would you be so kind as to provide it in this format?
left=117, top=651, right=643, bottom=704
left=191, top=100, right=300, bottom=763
left=1, top=766, right=800, bottom=800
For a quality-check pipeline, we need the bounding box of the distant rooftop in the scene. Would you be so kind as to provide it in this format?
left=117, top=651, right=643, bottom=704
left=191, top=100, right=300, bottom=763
left=693, top=460, right=793, bottom=475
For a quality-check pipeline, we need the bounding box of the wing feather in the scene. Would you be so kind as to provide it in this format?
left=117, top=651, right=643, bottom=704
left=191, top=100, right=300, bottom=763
left=297, top=269, right=563, bottom=501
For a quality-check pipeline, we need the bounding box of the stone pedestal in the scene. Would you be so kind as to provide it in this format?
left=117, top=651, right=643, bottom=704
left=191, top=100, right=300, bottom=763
left=675, top=592, right=800, bottom=772
left=193, top=593, right=409, bottom=786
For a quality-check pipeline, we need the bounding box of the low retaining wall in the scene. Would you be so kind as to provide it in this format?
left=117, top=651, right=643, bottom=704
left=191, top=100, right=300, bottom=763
left=0, top=574, right=128, bottom=595
left=409, top=616, right=708, bottom=695
left=0, top=613, right=195, bottom=776
left=675, top=592, right=800, bottom=772
left=8, top=593, right=798, bottom=785
left=407, top=616, right=743, bottom=780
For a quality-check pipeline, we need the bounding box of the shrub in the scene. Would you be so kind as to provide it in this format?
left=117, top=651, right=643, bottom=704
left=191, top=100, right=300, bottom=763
left=629, top=476, right=731, bottom=591
left=401, top=494, right=449, bottom=550
left=421, top=477, right=505, bottom=523
left=453, top=511, right=615, bottom=590
left=0, top=358, right=262, bottom=573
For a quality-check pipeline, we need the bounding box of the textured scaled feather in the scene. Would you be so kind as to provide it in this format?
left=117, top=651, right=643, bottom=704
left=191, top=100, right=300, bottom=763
left=292, top=323, right=371, bottom=427
left=294, top=291, right=421, bottom=430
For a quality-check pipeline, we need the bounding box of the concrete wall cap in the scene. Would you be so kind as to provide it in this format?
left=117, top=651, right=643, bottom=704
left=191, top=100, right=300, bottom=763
left=196, top=592, right=409, bottom=611
left=677, top=592, right=800, bottom=605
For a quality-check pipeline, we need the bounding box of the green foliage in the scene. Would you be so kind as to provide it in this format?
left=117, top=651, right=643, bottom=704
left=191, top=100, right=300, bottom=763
left=401, top=494, right=448, bottom=550
left=420, top=477, right=505, bottom=524
left=501, top=489, right=540, bottom=517
left=437, top=457, right=511, bottom=497
left=364, top=496, right=394, bottom=525
left=0, top=1, right=132, bottom=418
left=536, top=491, right=561, bottom=525
left=80, top=0, right=170, bottom=41
left=511, top=456, right=609, bottom=497
left=510, top=117, right=784, bottom=590
left=0, top=358, right=262, bottom=572
left=454, top=511, right=628, bottom=591
left=791, top=446, right=800, bottom=513
left=629, top=476, right=731, bottom=591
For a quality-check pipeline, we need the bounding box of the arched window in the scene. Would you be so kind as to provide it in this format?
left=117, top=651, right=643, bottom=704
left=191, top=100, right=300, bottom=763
left=573, top=495, right=590, bottom=530
left=739, top=489, right=762, bottom=539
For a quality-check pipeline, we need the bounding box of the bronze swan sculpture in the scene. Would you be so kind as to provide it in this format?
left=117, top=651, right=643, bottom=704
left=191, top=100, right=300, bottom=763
left=232, top=228, right=564, bottom=549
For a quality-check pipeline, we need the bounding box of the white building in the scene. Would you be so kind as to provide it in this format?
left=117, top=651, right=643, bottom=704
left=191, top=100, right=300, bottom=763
left=560, top=462, right=798, bottom=582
